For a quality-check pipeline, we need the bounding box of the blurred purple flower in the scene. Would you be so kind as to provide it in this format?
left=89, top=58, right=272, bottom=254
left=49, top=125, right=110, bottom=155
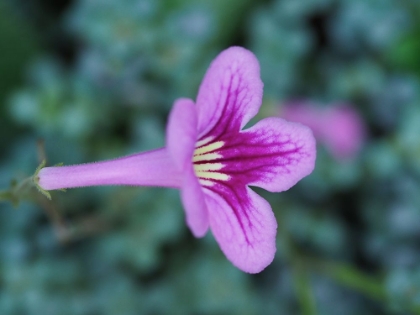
left=282, top=101, right=365, bottom=160
left=36, top=47, right=316, bottom=273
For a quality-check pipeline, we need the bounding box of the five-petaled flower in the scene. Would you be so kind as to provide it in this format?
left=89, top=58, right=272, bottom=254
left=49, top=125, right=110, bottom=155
left=36, top=47, right=316, bottom=273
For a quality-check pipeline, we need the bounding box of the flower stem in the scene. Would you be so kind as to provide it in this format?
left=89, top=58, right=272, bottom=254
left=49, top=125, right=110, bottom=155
left=310, top=258, right=386, bottom=302
left=291, top=256, right=317, bottom=315
left=0, top=176, right=35, bottom=206
left=280, top=218, right=317, bottom=315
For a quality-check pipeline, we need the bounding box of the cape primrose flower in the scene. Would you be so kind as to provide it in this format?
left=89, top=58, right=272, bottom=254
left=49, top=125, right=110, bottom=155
left=35, top=47, right=316, bottom=273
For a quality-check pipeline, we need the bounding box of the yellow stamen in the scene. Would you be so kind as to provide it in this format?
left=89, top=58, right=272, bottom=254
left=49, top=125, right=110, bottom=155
left=195, top=171, right=229, bottom=181
left=193, top=153, right=222, bottom=163
left=193, top=139, right=229, bottom=184
left=194, top=163, right=224, bottom=172
left=195, top=136, right=214, bottom=148
left=199, top=179, right=214, bottom=186
left=194, top=141, right=224, bottom=156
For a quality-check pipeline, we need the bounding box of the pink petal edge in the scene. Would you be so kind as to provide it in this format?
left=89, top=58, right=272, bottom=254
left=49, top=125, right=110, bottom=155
left=166, top=98, right=209, bottom=237
left=166, top=98, right=198, bottom=171
left=196, top=46, right=263, bottom=138
left=205, top=187, right=277, bottom=273
left=245, top=117, right=316, bottom=193
left=181, top=168, right=209, bottom=237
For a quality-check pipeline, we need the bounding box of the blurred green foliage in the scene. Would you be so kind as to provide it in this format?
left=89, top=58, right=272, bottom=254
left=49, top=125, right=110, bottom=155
left=2, top=0, right=420, bottom=314
left=0, top=2, right=38, bottom=155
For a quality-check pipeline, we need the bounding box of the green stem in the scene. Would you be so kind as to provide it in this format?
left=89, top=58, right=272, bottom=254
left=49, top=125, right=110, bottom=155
left=279, top=218, right=317, bottom=315
left=312, top=259, right=386, bottom=301
left=308, top=258, right=420, bottom=315
left=0, top=176, right=35, bottom=207
left=0, top=190, right=13, bottom=201
left=276, top=206, right=420, bottom=314
left=14, top=177, right=33, bottom=194
left=291, top=256, right=317, bottom=315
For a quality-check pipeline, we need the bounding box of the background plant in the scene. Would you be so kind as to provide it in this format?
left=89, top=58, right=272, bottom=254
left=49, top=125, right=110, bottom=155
left=1, top=0, right=420, bottom=314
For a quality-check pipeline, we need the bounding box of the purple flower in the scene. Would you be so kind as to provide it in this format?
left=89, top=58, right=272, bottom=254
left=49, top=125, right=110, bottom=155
left=282, top=101, right=365, bottom=161
left=37, top=47, right=316, bottom=273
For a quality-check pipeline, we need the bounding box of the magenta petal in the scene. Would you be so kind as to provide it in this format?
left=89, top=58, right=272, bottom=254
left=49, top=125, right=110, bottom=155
left=166, top=98, right=198, bottom=171
left=205, top=187, right=277, bottom=273
left=243, top=117, right=316, bottom=192
left=166, top=98, right=209, bottom=236
left=198, top=117, right=316, bottom=193
left=181, top=167, right=209, bottom=237
left=195, top=47, right=263, bottom=138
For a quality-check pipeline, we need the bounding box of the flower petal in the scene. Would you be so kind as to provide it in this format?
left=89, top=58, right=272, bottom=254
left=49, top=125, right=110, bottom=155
left=205, top=186, right=277, bottom=273
left=196, top=46, right=263, bottom=138
left=166, top=98, right=209, bottom=236
left=166, top=98, right=198, bottom=171
left=196, top=117, right=316, bottom=193
left=241, top=117, right=316, bottom=192
left=181, top=167, right=209, bottom=237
